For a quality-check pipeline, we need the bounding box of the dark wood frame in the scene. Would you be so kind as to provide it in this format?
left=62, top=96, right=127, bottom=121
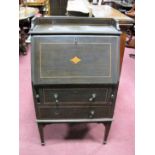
left=30, top=17, right=121, bottom=145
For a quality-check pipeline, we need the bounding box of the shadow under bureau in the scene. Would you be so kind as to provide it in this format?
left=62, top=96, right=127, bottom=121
left=30, top=16, right=121, bottom=145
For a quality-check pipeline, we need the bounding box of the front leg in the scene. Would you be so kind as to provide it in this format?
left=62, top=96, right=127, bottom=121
left=103, top=121, right=112, bottom=144
left=38, top=123, right=45, bottom=145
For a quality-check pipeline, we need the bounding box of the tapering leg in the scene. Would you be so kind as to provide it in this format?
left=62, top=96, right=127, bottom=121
left=38, top=123, right=45, bottom=145
left=103, top=122, right=112, bottom=144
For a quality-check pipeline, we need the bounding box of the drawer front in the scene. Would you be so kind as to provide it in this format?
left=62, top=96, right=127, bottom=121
left=40, top=88, right=115, bottom=105
left=38, top=106, right=114, bottom=119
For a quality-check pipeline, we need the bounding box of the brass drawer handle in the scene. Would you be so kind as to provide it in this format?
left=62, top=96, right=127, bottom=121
left=54, top=93, right=59, bottom=114
left=54, top=93, right=59, bottom=103
left=89, top=110, right=95, bottom=118
left=89, top=93, right=96, bottom=102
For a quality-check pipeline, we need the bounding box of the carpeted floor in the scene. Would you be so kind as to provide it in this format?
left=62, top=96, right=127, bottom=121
left=19, top=46, right=135, bottom=155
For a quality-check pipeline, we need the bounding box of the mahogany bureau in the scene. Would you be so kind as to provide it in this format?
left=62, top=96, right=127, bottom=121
left=30, top=16, right=121, bottom=145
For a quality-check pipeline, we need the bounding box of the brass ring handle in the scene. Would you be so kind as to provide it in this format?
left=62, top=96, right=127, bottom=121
left=54, top=93, right=59, bottom=115
left=89, top=110, right=95, bottom=118
left=89, top=93, right=96, bottom=102
left=54, top=93, right=59, bottom=103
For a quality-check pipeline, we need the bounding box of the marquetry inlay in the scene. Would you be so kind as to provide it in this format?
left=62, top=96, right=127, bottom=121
left=70, top=56, right=81, bottom=64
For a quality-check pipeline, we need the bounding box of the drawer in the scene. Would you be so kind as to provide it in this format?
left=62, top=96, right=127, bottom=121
left=38, top=106, right=114, bottom=119
left=39, top=88, right=115, bottom=105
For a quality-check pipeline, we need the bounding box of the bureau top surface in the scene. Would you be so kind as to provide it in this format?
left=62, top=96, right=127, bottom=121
left=30, top=16, right=121, bottom=35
